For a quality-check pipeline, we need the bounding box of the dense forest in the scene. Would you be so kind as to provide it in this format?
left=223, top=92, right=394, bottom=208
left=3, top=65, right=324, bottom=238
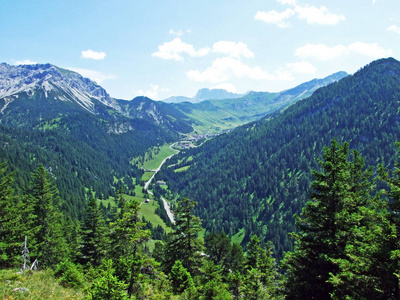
left=3, top=138, right=400, bottom=299
left=0, top=88, right=185, bottom=219
left=157, top=58, right=400, bottom=258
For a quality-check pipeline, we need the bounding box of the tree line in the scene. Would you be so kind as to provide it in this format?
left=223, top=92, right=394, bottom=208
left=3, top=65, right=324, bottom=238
left=3, top=138, right=400, bottom=298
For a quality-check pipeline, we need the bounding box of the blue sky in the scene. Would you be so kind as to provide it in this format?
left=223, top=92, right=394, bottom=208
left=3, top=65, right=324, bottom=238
left=1, top=0, right=399, bottom=100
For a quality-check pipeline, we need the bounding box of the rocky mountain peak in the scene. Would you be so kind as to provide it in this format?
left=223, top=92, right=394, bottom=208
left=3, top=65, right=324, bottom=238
left=0, top=63, right=115, bottom=112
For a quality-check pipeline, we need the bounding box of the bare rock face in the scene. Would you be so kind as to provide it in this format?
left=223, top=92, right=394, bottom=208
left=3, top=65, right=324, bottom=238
left=0, top=63, right=115, bottom=113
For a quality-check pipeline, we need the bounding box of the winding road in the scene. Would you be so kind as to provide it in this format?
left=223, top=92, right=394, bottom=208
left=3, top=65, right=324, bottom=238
left=144, top=142, right=179, bottom=224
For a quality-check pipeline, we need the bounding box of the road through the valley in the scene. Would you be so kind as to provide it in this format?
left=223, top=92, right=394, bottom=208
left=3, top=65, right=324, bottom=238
left=144, top=143, right=179, bottom=224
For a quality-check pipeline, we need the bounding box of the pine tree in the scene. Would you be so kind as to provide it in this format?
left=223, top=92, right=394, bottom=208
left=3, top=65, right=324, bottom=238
left=244, top=235, right=277, bottom=298
left=169, top=260, right=194, bottom=294
left=164, top=197, right=204, bottom=275
left=282, top=140, right=383, bottom=299
left=109, top=198, right=150, bottom=297
left=0, top=162, right=28, bottom=267
left=29, top=164, right=67, bottom=267
left=79, top=197, right=108, bottom=267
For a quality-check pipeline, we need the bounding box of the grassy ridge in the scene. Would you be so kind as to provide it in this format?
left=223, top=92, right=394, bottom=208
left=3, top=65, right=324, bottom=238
left=0, top=269, right=85, bottom=300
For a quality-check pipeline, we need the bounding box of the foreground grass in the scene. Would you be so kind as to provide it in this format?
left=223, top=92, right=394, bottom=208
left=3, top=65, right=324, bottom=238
left=0, top=269, right=85, bottom=300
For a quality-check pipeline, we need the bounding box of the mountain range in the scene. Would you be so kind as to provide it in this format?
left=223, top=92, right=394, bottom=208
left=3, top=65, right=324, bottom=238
left=156, top=57, right=400, bottom=257
left=0, top=59, right=366, bottom=248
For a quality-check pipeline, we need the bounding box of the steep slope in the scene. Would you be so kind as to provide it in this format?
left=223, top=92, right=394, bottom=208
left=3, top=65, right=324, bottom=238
left=172, top=72, right=348, bottom=132
left=0, top=63, right=115, bottom=112
left=0, top=63, right=188, bottom=219
left=157, top=58, right=400, bottom=257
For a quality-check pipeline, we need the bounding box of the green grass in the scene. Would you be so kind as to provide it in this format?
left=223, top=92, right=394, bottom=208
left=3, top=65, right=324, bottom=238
left=139, top=199, right=172, bottom=233
left=174, top=166, right=190, bottom=173
left=0, top=269, right=85, bottom=300
left=142, top=144, right=177, bottom=170
left=141, top=171, right=154, bottom=182
left=231, top=228, right=245, bottom=245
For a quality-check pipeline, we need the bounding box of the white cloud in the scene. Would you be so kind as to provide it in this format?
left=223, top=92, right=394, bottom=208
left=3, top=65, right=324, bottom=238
left=169, top=29, right=184, bottom=37
left=81, top=49, right=106, bottom=60
left=212, top=41, right=255, bottom=59
left=133, top=84, right=170, bottom=100
left=286, top=61, right=316, bottom=74
left=212, top=83, right=237, bottom=93
left=255, top=9, right=295, bottom=28
left=13, top=59, right=38, bottom=65
left=152, top=38, right=210, bottom=61
left=348, top=42, right=392, bottom=58
left=187, top=57, right=273, bottom=83
left=296, top=43, right=347, bottom=60
left=295, top=42, right=392, bottom=61
left=387, top=25, right=400, bottom=34
left=295, top=5, right=345, bottom=25
left=67, top=67, right=115, bottom=84
left=255, top=1, right=344, bottom=27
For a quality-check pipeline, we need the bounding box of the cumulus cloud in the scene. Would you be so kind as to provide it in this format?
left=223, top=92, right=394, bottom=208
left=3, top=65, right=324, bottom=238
left=387, top=25, right=400, bottom=34
left=81, top=49, right=106, bottom=60
left=187, top=57, right=273, bottom=83
left=296, top=42, right=392, bottom=60
left=295, top=5, right=345, bottom=25
left=212, top=41, right=255, bottom=59
left=255, top=1, right=344, bottom=27
left=152, top=38, right=210, bottom=61
left=13, top=59, right=38, bottom=65
left=67, top=67, right=115, bottom=84
left=255, top=9, right=295, bottom=28
left=212, top=83, right=237, bottom=93
left=133, top=84, right=170, bottom=100
left=286, top=61, right=316, bottom=74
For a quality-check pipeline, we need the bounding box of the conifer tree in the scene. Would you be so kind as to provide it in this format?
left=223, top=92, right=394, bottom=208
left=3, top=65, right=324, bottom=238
left=29, top=164, right=67, bottom=267
left=244, top=235, right=277, bottom=297
left=0, top=162, right=28, bottom=267
left=164, top=197, right=204, bottom=275
left=282, top=140, right=383, bottom=299
left=109, top=198, right=150, bottom=297
left=79, top=197, right=108, bottom=267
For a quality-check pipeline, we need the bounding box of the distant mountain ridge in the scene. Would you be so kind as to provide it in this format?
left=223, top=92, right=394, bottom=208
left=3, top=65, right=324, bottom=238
left=170, top=71, right=348, bottom=132
left=163, top=88, right=244, bottom=104
left=157, top=58, right=400, bottom=257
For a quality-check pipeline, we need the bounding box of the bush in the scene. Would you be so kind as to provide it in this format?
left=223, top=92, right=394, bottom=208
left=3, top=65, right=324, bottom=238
left=54, top=259, right=85, bottom=289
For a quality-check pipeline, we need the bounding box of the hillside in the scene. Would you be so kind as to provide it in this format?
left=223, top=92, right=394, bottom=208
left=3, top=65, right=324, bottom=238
left=157, top=58, right=400, bottom=257
left=172, top=71, right=348, bottom=132
left=0, top=63, right=192, bottom=219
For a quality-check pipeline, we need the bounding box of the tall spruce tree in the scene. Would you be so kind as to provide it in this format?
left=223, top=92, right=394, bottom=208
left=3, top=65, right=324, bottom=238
left=109, top=198, right=150, bottom=297
left=281, top=140, right=379, bottom=299
left=79, top=197, right=108, bottom=267
left=377, top=142, right=400, bottom=299
left=29, top=164, right=67, bottom=267
left=0, top=162, right=29, bottom=267
left=164, top=197, right=204, bottom=275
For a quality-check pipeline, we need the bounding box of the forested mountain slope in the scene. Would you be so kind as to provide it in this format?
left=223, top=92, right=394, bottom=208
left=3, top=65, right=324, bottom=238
left=0, top=63, right=192, bottom=219
left=157, top=57, right=400, bottom=257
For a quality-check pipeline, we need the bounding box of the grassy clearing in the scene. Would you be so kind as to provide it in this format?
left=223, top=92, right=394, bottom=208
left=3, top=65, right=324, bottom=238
left=140, top=199, right=172, bottom=233
left=141, top=171, right=154, bottom=182
left=231, top=228, right=246, bottom=245
left=174, top=166, right=190, bottom=173
left=0, top=269, right=85, bottom=300
left=142, top=144, right=177, bottom=170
